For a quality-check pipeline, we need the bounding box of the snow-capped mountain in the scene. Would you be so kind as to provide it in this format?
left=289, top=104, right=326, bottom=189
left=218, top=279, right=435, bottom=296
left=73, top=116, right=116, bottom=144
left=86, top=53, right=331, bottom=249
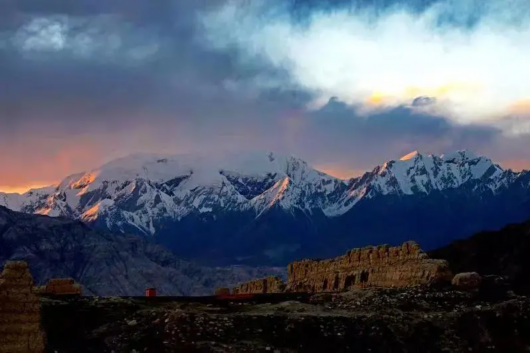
left=0, top=152, right=347, bottom=233
left=347, top=150, right=507, bottom=198
left=1, top=150, right=529, bottom=265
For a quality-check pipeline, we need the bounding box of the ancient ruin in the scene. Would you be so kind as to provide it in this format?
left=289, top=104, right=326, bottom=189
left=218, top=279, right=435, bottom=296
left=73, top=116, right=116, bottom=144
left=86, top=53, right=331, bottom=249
left=287, top=241, right=452, bottom=292
left=233, top=241, right=453, bottom=294
left=0, top=261, right=45, bottom=353
left=34, top=278, right=82, bottom=296
left=232, top=276, right=286, bottom=294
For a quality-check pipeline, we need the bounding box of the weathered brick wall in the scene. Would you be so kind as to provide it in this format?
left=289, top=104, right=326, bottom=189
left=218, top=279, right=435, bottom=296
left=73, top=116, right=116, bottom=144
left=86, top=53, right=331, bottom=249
left=232, top=276, right=286, bottom=294
left=34, top=278, right=82, bottom=296
left=0, top=261, right=45, bottom=353
left=286, top=241, right=453, bottom=292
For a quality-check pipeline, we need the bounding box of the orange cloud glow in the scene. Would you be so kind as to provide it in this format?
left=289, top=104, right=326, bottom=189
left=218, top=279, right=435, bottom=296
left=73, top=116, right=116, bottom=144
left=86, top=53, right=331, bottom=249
left=365, top=82, right=483, bottom=107
left=404, top=82, right=482, bottom=98
left=315, top=164, right=366, bottom=179
left=509, top=100, right=530, bottom=115
left=0, top=121, right=184, bottom=193
left=0, top=184, right=55, bottom=194
left=500, top=159, right=530, bottom=172
left=366, top=91, right=387, bottom=105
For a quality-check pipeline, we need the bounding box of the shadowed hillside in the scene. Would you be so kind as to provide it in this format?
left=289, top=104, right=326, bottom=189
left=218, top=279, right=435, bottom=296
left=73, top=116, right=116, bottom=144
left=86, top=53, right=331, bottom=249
left=430, top=220, right=530, bottom=294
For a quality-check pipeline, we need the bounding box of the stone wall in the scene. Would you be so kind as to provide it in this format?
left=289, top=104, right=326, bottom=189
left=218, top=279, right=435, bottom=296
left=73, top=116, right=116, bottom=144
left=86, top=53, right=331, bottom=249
left=232, top=276, right=286, bottom=294
left=34, top=278, right=82, bottom=296
left=287, top=241, right=453, bottom=292
left=0, top=261, right=45, bottom=353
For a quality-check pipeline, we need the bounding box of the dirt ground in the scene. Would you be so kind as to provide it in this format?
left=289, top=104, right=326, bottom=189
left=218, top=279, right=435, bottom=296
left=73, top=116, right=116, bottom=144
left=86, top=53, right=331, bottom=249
left=39, top=286, right=530, bottom=353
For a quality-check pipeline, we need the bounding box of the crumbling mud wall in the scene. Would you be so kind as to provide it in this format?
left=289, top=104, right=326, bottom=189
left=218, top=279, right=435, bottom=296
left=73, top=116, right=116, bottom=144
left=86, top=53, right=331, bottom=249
left=287, top=241, right=453, bottom=292
left=232, top=276, right=286, bottom=294
left=0, top=261, right=45, bottom=353
left=231, top=242, right=453, bottom=294
left=34, top=278, right=82, bottom=296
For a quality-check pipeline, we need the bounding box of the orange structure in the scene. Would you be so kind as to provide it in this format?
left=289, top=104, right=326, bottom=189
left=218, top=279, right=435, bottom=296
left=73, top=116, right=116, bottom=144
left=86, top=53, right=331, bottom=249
left=34, top=278, right=82, bottom=296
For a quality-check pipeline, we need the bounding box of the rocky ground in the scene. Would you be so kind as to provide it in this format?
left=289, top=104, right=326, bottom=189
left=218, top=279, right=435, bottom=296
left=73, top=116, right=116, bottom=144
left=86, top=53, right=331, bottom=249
left=41, top=286, right=530, bottom=353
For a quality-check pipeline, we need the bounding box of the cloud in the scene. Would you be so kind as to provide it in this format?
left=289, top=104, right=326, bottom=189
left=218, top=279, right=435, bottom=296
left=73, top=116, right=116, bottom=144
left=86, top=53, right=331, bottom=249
left=198, top=0, right=530, bottom=125
left=0, top=0, right=529, bottom=191
left=4, top=14, right=164, bottom=65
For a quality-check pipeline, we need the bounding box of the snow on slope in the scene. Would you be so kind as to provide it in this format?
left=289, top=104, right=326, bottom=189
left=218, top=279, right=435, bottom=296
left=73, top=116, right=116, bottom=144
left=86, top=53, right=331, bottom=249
left=0, top=152, right=346, bottom=233
left=361, top=150, right=504, bottom=197
left=0, top=150, right=518, bottom=235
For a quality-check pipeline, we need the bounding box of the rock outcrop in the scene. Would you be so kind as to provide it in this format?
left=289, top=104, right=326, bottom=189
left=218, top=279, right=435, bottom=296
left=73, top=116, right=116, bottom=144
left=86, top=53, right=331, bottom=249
left=287, top=241, right=453, bottom=292
left=232, top=276, right=286, bottom=294
left=0, top=261, right=45, bottom=353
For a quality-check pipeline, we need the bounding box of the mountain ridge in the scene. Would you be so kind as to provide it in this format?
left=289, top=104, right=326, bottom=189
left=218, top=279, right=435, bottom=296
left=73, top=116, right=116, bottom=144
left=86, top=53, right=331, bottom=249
left=1, top=149, right=529, bottom=266
left=0, top=149, right=518, bottom=221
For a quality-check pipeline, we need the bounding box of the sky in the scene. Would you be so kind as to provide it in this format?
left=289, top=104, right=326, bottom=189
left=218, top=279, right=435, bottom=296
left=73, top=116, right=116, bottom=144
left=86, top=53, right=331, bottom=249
left=1, top=0, right=530, bottom=192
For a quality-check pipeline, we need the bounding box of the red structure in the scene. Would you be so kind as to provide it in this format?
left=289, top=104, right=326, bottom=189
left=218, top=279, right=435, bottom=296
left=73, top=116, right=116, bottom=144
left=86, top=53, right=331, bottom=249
left=145, top=288, right=156, bottom=297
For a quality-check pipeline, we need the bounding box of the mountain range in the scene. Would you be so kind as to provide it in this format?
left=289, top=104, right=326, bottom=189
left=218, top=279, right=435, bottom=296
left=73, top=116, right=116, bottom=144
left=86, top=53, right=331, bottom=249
left=1, top=150, right=529, bottom=266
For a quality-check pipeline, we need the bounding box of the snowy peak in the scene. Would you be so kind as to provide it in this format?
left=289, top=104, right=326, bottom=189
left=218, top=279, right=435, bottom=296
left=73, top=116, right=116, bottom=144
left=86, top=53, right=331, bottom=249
left=74, top=152, right=322, bottom=187
left=367, top=150, right=504, bottom=197
left=0, top=149, right=525, bottom=236
left=0, top=151, right=346, bottom=233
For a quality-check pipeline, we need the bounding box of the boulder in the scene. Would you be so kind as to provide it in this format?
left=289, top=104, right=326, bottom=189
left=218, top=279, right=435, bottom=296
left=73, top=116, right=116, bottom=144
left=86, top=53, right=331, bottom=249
left=452, top=272, right=482, bottom=291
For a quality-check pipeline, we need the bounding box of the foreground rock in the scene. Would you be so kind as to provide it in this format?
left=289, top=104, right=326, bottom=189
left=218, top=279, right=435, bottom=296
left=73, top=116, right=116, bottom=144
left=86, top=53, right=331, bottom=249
left=41, top=287, right=530, bottom=352
left=452, top=272, right=482, bottom=291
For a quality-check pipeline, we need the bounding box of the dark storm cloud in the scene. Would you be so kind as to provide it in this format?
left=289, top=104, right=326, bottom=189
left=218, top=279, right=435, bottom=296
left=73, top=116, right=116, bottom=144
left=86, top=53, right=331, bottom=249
left=289, top=98, right=508, bottom=169
left=0, top=0, right=528, bottom=190
left=0, top=0, right=305, bottom=132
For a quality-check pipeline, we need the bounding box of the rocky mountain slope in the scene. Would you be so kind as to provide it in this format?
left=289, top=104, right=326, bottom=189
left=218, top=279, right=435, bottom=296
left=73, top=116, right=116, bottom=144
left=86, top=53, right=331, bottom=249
left=1, top=150, right=529, bottom=266
left=0, top=206, right=282, bottom=296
